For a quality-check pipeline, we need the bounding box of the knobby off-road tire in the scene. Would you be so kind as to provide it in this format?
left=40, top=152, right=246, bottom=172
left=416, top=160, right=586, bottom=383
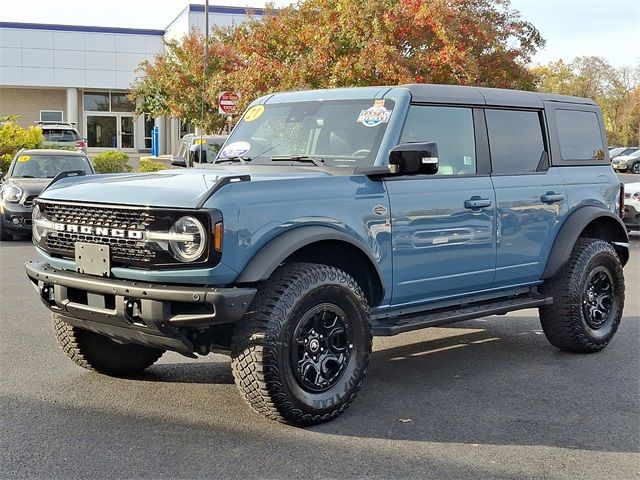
left=231, top=263, right=372, bottom=426
left=52, top=313, right=165, bottom=376
left=539, top=238, right=624, bottom=353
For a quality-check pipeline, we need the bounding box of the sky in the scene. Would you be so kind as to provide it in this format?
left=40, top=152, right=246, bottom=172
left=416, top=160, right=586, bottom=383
left=2, top=0, right=639, bottom=67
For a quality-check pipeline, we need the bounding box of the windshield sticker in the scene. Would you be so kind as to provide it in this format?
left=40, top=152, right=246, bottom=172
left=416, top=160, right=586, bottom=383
left=194, top=138, right=207, bottom=145
left=357, top=100, right=392, bottom=127
left=244, top=105, right=265, bottom=122
left=17, top=155, right=31, bottom=162
left=220, top=141, right=251, bottom=159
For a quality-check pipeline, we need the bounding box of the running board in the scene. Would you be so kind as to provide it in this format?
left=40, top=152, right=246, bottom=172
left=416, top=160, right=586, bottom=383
left=372, top=293, right=553, bottom=336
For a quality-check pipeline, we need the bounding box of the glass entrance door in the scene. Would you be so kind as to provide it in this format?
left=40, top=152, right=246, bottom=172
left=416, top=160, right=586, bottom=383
left=120, top=116, right=134, bottom=149
left=87, top=116, right=118, bottom=148
left=86, top=114, right=135, bottom=151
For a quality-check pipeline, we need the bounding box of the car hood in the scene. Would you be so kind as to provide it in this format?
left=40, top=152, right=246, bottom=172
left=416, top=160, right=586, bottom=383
left=39, top=165, right=347, bottom=208
left=5, top=177, right=51, bottom=197
left=614, top=154, right=639, bottom=162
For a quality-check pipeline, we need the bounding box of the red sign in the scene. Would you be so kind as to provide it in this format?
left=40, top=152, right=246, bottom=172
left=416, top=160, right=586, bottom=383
left=218, top=91, right=240, bottom=115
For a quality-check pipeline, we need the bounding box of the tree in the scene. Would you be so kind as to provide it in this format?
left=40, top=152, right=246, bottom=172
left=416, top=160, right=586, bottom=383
left=534, top=57, right=640, bottom=146
left=0, top=115, right=44, bottom=175
left=132, top=0, right=544, bottom=131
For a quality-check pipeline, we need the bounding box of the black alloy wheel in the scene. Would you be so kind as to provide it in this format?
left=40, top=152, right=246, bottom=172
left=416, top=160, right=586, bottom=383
left=582, top=266, right=614, bottom=330
left=291, top=303, right=353, bottom=393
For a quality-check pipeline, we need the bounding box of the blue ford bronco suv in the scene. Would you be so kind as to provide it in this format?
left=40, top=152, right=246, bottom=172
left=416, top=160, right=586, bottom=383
left=26, top=84, right=629, bottom=426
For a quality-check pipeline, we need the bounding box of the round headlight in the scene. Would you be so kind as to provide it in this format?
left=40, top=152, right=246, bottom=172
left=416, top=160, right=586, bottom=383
left=32, top=204, right=44, bottom=242
left=168, top=216, right=206, bottom=262
left=1, top=184, right=23, bottom=203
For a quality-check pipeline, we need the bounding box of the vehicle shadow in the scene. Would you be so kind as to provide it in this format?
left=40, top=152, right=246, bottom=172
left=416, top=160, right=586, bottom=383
left=127, top=314, right=639, bottom=453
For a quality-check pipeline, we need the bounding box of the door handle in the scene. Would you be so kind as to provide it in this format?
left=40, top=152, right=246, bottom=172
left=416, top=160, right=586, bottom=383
left=541, top=192, right=564, bottom=204
left=464, top=197, right=492, bottom=209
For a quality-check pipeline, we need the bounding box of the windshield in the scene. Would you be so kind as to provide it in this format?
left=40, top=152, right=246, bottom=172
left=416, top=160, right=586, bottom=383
left=42, top=129, right=80, bottom=142
left=218, top=99, right=394, bottom=167
left=11, top=154, right=92, bottom=178
left=191, top=138, right=225, bottom=164
left=609, top=147, right=624, bottom=157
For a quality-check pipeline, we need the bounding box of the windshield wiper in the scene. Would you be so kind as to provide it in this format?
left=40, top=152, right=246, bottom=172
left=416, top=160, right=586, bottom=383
left=270, top=155, right=325, bottom=166
left=214, top=156, right=251, bottom=165
left=16, top=175, right=35, bottom=178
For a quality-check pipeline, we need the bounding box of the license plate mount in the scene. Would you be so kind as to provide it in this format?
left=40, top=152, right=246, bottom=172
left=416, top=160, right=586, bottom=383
left=75, top=242, right=111, bottom=277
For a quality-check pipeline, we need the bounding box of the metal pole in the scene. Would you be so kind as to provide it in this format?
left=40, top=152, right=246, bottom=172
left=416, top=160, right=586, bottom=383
left=204, top=0, right=209, bottom=73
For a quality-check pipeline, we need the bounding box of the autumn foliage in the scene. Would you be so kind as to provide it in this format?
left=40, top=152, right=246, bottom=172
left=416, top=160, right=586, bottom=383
left=132, top=0, right=544, bottom=132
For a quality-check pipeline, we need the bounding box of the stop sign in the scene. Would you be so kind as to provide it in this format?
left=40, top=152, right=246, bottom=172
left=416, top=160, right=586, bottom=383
left=218, top=91, right=240, bottom=115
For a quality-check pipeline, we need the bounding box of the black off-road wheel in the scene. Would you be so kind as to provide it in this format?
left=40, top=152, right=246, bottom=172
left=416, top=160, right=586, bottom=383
left=53, top=314, right=165, bottom=376
left=539, top=238, right=625, bottom=353
left=231, top=263, right=372, bottom=426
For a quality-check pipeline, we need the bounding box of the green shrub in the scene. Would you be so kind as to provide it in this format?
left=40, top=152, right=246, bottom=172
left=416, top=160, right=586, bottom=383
left=0, top=153, right=12, bottom=176
left=0, top=115, right=45, bottom=175
left=138, top=158, right=169, bottom=173
left=93, top=151, right=132, bottom=174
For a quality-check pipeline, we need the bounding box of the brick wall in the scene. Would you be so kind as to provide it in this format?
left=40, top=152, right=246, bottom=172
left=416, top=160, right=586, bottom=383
left=0, top=87, right=66, bottom=128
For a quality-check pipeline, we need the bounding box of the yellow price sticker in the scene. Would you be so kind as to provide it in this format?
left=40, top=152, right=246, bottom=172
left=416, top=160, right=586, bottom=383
left=17, top=155, right=31, bottom=162
left=194, top=139, right=207, bottom=145
left=244, top=105, right=265, bottom=122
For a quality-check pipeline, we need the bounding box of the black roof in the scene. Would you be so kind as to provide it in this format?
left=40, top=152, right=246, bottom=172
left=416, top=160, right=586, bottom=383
left=402, top=84, right=596, bottom=107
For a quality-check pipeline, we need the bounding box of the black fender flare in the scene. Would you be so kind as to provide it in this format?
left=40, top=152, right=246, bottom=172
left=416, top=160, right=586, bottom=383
left=541, top=206, right=629, bottom=279
left=235, top=225, right=385, bottom=290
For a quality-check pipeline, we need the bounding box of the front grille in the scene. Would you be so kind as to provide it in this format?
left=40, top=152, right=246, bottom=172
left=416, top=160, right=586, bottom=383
left=42, top=202, right=155, bottom=230
left=41, top=201, right=157, bottom=265
left=22, top=195, right=38, bottom=208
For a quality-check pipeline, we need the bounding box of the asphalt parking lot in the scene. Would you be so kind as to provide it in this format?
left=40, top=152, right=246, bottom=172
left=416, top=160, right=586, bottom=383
left=1, top=236, right=639, bottom=479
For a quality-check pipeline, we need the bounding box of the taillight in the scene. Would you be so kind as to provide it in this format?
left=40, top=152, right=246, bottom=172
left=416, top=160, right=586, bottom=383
left=619, top=183, right=625, bottom=218
left=75, top=139, right=87, bottom=151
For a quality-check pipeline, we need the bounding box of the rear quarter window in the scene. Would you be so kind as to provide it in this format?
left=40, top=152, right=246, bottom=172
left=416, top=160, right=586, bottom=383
left=555, top=110, right=605, bottom=161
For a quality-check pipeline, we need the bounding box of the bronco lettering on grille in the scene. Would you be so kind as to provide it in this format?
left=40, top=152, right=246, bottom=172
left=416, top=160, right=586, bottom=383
left=53, top=223, right=143, bottom=240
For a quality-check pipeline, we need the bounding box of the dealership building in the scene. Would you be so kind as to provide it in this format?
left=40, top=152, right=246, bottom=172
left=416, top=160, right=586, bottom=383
left=0, top=4, right=263, bottom=154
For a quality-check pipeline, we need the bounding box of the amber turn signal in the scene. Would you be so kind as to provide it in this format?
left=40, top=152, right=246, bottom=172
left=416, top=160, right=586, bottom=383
left=214, top=222, right=223, bottom=251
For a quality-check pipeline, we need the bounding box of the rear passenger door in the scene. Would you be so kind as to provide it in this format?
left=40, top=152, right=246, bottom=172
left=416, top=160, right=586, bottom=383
left=486, top=108, right=568, bottom=286
left=387, top=105, right=497, bottom=307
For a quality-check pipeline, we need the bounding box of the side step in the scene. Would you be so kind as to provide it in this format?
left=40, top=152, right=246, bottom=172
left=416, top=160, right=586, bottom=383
left=372, top=293, right=553, bottom=336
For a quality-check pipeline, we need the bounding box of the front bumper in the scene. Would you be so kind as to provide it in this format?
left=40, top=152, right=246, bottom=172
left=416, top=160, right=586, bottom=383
left=1, top=201, right=33, bottom=233
left=623, top=203, right=640, bottom=230
left=25, top=261, right=256, bottom=354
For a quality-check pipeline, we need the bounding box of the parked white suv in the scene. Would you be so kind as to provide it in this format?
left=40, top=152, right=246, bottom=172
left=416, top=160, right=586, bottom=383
left=39, top=122, right=87, bottom=152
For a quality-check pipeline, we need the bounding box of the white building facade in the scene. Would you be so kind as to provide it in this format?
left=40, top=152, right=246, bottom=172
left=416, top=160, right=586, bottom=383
left=0, top=4, right=263, bottom=154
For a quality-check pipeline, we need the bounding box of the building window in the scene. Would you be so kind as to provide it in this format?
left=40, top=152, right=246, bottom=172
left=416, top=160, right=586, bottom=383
left=40, top=110, right=63, bottom=122
left=84, top=92, right=110, bottom=112
left=83, top=91, right=134, bottom=112
left=111, top=93, right=135, bottom=112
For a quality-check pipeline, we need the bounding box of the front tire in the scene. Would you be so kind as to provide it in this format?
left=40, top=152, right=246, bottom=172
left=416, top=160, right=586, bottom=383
left=53, top=314, right=165, bottom=376
left=231, top=263, right=372, bottom=426
left=632, top=162, right=640, bottom=174
left=539, top=238, right=624, bottom=353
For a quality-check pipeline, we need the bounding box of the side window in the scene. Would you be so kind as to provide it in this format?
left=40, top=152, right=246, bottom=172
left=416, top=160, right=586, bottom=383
left=486, top=109, right=545, bottom=174
left=400, top=106, right=476, bottom=175
left=555, top=110, right=604, bottom=160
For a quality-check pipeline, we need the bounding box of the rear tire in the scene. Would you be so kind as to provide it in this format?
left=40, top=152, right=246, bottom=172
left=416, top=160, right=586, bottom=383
left=52, top=314, right=165, bottom=376
left=231, top=263, right=372, bottom=426
left=539, top=238, right=624, bottom=353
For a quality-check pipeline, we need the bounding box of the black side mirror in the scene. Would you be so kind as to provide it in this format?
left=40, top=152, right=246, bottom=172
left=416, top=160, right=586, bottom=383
left=389, top=142, right=439, bottom=176
left=171, top=156, right=187, bottom=168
